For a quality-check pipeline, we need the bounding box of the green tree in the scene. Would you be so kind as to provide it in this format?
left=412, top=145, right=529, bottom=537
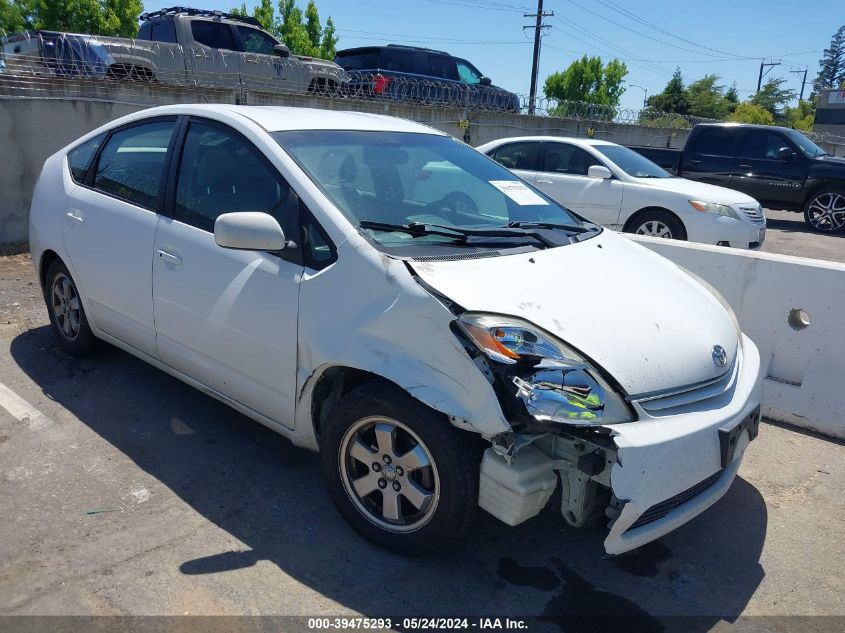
left=727, top=102, right=774, bottom=125
left=232, top=0, right=336, bottom=59
left=813, top=25, right=845, bottom=94
left=784, top=99, right=816, bottom=132
left=750, top=77, right=796, bottom=118
left=0, top=0, right=142, bottom=37
left=543, top=55, right=629, bottom=107
left=647, top=68, right=689, bottom=114
left=686, top=74, right=736, bottom=119
left=725, top=82, right=739, bottom=104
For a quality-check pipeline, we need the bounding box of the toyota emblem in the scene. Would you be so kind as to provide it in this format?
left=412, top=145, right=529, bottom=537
left=712, top=345, right=728, bottom=367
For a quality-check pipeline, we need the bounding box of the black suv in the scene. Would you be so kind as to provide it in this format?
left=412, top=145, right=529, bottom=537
left=334, top=45, right=520, bottom=112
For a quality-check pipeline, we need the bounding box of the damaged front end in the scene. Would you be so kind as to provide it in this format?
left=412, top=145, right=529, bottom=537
left=453, top=313, right=630, bottom=532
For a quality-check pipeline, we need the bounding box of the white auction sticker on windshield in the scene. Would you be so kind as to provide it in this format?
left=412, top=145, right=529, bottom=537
left=489, top=180, right=549, bottom=205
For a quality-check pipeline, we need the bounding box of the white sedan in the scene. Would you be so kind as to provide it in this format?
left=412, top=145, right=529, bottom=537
left=30, top=105, right=761, bottom=555
left=477, top=136, right=767, bottom=249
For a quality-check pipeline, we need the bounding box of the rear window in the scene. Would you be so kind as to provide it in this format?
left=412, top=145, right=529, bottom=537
left=690, top=127, right=738, bottom=156
left=335, top=51, right=379, bottom=70
left=191, top=20, right=237, bottom=51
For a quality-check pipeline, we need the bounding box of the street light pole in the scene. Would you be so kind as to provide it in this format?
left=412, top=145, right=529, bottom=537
left=630, top=84, right=648, bottom=109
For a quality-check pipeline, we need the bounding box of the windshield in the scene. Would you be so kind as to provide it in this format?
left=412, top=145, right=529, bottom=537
left=593, top=144, right=671, bottom=178
left=783, top=129, right=827, bottom=157
left=273, top=131, right=589, bottom=252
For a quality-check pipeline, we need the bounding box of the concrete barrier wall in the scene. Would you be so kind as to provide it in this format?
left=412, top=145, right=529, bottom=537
left=630, top=235, right=845, bottom=439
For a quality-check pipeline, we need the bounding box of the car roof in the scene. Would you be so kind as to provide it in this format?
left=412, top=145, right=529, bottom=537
left=336, top=44, right=451, bottom=57
left=118, top=104, right=445, bottom=135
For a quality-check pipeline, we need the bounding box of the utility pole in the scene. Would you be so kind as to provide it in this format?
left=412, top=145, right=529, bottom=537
left=524, top=0, right=553, bottom=114
left=790, top=68, right=808, bottom=101
left=757, top=59, right=781, bottom=92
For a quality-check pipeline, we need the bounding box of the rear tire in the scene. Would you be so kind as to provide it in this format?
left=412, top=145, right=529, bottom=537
left=320, top=383, right=478, bottom=554
left=803, top=188, right=845, bottom=233
left=45, top=260, right=97, bottom=356
left=626, top=209, right=687, bottom=240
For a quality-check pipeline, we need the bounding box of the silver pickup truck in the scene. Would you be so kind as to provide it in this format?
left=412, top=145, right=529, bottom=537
left=0, top=6, right=345, bottom=94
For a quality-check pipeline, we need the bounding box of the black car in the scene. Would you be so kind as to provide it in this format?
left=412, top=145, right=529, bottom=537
left=630, top=123, right=845, bottom=233
left=334, top=44, right=520, bottom=112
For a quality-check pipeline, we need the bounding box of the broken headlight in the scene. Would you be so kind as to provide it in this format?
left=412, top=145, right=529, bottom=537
left=458, top=313, right=633, bottom=425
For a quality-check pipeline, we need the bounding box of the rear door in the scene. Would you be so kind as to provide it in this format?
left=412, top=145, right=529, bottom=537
left=487, top=140, right=543, bottom=184
left=534, top=142, right=624, bottom=228
left=681, top=126, right=740, bottom=188
left=731, top=128, right=807, bottom=208
left=61, top=118, right=177, bottom=357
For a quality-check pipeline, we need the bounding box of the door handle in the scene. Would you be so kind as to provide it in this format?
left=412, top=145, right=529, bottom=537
left=157, top=249, right=182, bottom=266
left=688, top=159, right=702, bottom=165
left=66, top=210, right=84, bottom=224
left=536, top=179, right=553, bottom=185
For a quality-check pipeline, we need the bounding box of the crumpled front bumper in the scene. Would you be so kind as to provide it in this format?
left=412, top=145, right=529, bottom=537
left=602, top=333, right=762, bottom=555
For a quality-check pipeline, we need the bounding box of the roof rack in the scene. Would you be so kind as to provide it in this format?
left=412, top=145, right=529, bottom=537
left=139, top=6, right=264, bottom=29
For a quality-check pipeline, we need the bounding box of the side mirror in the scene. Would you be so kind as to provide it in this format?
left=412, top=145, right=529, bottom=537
left=587, top=165, right=612, bottom=179
left=273, top=43, right=291, bottom=58
left=214, top=212, right=290, bottom=252
left=479, top=76, right=492, bottom=86
left=777, top=146, right=796, bottom=160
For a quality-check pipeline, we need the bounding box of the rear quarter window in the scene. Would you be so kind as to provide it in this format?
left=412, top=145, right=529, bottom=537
left=335, top=51, right=379, bottom=70
left=690, top=127, right=739, bottom=156
left=67, top=133, right=106, bottom=184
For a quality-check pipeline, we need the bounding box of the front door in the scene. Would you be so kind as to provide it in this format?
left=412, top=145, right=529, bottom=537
left=62, top=118, right=177, bottom=356
left=731, top=128, right=807, bottom=208
left=533, top=142, right=624, bottom=228
left=152, top=118, right=302, bottom=427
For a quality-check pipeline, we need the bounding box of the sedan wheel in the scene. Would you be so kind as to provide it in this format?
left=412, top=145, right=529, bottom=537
left=805, top=190, right=845, bottom=233
left=45, top=259, right=97, bottom=355
left=340, top=416, right=439, bottom=533
left=51, top=273, right=82, bottom=340
left=635, top=220, right=674, bottom=239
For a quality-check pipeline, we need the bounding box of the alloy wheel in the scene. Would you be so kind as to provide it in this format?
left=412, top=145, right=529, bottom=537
left=51, top=273, right=81, bottom=340
left=635, top=220, right=673, bottom=238
left=339, top=416, right=440, bottom=533
left=807, top=192, right=845, bottom=232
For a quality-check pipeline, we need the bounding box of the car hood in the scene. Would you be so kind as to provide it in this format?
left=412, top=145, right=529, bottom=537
left=633, top=176, right=758, bottom=205
left=408, top=231, right=739, bottom=397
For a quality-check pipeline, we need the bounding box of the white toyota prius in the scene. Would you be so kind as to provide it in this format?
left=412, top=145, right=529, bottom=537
left=30, top=105, right=762, bottom=555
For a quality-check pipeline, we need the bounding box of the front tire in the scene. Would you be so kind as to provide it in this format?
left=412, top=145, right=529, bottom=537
left=804, top=188, right=845, bottom=233
left=627, top=209, right=687, bottom=240
left=45, top=259, right=97, bottom=356
left=320, top=383, right=478, bottom=554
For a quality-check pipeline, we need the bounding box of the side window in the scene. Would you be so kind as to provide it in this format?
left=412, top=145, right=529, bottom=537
left=93, top=121, right=175, bottom=209
left=455, top=60, right=481, bottom=85
left=190, top=21, right=237, bottom=51
left=489, top=142, right=541, bottom=171
left=300, top=205, right=336, bottom=269
left=691, top=127, right=738, bottom=156
left=174, top=121, right=296, bottom=235
left=137, top=23, right=152, bottom=40
left=427, top=55, right=457, bottom=80
left=543, top=144, right=601, bottom=175
left=67, top=133, right=106, bottom=184
left=235, top=25, right=277, bottom=55
left=150, top=21, right=178, bottom=44
left=380, top=49, right=414, bottom=73
left=740, top=130, right=792, bottom=160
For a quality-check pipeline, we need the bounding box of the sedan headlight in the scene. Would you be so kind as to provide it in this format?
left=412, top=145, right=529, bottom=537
left=458, top=313, right=632, bottom=425
left=689, top=200, right=740, bottom=219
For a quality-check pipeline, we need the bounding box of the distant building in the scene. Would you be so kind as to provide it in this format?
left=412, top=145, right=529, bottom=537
left=814, top=89, right=845, bottom=137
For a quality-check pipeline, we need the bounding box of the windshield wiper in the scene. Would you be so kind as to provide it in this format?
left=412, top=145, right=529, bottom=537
left=360, top=221, right=558, bottom=248
left=507, top=220, right=593, bottom=233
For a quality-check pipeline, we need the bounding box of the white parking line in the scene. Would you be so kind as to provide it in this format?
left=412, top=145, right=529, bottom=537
left=0, top=382, right=50, bottom=430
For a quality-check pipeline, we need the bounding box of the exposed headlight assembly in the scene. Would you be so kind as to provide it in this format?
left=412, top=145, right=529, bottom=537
left=689, top=200, right=740, bottom=219
left=457, top=313, right=633, bottom=426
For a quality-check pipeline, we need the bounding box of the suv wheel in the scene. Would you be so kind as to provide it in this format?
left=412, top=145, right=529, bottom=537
left=804, top=189, right=845, bottom=233
left=320, top=383, right=478, bottom=554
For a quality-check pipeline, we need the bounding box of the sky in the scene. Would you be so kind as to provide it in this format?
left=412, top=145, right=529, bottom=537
left=140, top=0, right=843, bottom=112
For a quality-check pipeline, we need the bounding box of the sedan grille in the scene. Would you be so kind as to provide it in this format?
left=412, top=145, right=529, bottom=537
left=627, top=469, right=723, bottom=530
left=738, top=205, right=766, bottom=225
